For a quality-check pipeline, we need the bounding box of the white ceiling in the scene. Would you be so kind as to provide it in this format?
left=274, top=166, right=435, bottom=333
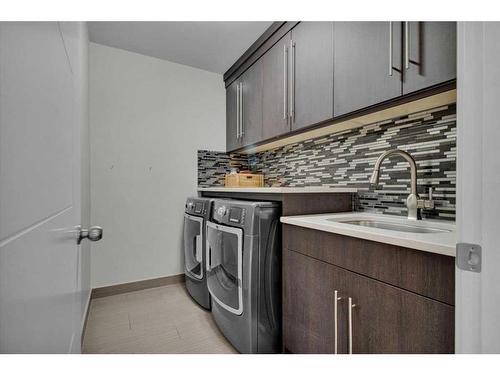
left=88, top=22, right=273, bottom=74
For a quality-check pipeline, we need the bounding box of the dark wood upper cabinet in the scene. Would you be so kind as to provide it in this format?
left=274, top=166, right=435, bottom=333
left=290, top=22, right=334, bottom=131
left=226, top=60, right=263, bottom=151
left=262, top=33, right=292, bottom=140
left=225, top=79, right=240, bottom=151
left=226, top=21, right=456, bottom=150
left=333, top=22, right=403, bottom=117
left=240, top=59, right=263, bottom=146
left=403, top=22, right=457, bottom=94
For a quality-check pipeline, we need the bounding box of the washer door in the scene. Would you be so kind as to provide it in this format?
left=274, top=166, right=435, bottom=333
left=206, top=221, right=243, bottom=315
left=183, top=213, right=204, bottom=280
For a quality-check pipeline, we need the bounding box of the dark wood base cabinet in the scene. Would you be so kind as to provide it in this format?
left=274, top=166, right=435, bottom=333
left=283, top=225, right=455, bottom=354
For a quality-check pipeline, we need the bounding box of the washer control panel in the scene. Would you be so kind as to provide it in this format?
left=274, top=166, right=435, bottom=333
left=185, top=199, right=209, bottom=216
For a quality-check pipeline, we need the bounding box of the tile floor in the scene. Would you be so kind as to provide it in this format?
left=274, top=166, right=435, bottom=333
left=82, top=282, right=238, bottom=354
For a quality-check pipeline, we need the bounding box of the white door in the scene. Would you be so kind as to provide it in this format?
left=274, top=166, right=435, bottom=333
left=456, top=22, right=500, bottom=353
left=0, top=22, right=90, bottom=353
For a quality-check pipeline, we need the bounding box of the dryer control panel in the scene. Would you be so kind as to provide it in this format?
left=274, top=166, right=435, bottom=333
left=212, top=202, right=246, bottom=226
left=210, top=199, right=279, bottom=235
left=228, top=207, right=245, bottom=224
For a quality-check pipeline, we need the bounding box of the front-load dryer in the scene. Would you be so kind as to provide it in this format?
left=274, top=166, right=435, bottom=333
left=206, top=199, right=281, bottom=353
left=183, top=197, right=213, bottom=309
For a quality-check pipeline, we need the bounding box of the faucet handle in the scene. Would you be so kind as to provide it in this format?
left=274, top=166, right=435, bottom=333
left=418, top=187, right=435, bottom=210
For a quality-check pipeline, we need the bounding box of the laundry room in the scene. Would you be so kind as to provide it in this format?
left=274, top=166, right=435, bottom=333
left=2, top=1, right=500, bottom=374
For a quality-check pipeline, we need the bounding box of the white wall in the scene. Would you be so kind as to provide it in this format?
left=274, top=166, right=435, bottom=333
left=89, top=43, right=225, bottom=288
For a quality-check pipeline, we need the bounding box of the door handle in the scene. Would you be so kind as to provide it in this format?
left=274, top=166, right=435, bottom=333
left=206, top=245, right=211, bottom=271
left=348, top=297, right=357, bottom=354
left=195, top=234, right=203, bottom=262
left=334, top=290, right=342, bottom=354
left=76, top=225, right=103, bottom=245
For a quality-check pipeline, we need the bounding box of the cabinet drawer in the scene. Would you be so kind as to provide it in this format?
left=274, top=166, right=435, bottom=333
left=283, top=224, right=455, bottom=305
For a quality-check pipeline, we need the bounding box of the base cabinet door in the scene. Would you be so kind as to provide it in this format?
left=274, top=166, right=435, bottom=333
left=283, top=250, right=347, bottom=354
left=283, top=246, right=455, bottom=354
left=403, top=22, right=456, bottom=95
left=337, top=266, right=455, bottom=354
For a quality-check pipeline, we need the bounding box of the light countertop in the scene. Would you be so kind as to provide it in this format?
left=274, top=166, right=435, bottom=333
left=280, top=212, right=456, bottom=257
left=197, top=186, right=358, bottom=193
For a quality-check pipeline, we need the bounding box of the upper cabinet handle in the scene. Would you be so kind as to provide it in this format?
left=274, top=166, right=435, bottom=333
left=348, top=297, right=357, bottom=354
left=290, top=40, right=296, bottom=123
left=405, top=21, right=410, bottom=70
left=283, top=44, right=288, bottom=120
left=239, top=82, right=244, bottom=137
left=388, top=22, right=393, bottom=76
left=334, top=290, right=342, bottom=354
left=235, top=82, right=240, bottom=139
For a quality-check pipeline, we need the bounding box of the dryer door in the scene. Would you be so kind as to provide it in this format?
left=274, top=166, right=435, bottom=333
left=206, top=221, right=243, bottom=315
left=183, top=214, right=204, bottom=280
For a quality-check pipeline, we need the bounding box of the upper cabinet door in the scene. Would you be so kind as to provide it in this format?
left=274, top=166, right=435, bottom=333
left=333, top=22, right=403, bottom=117
left=240, top=59, right=263, bottom=146
left=290, top=22, right=334, bottom=131
left=262, top=33, right=292, bottom=140
left=226, top=80, right=241, bottom=151
left=402, top=22, right=457, bottom=95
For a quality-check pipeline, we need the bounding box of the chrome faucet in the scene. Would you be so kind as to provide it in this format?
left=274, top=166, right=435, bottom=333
left=370, top=149, right=434, bottom=220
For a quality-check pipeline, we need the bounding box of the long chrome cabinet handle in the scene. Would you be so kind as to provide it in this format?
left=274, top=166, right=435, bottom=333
left=236, top=82, right=240, bottom=139
left=348, top=297, right=357, bottom=354
left=239, top=82, right=244, bottom=138
left=388, top=22, right=393, bottom=76
left=283, top=44, right=288, bottom=120
left=290, top=39, right=295, bottom=123
left=334, top=290, right=342, bottom=354
left=404, top=21, right=410, bottom=70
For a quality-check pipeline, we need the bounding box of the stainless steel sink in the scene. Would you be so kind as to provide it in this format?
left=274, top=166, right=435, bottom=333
left=328, top=219, right=451, bottom=234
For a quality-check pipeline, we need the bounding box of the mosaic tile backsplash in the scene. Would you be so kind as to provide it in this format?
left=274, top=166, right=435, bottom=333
left=198, top=104, right=456, bottom=220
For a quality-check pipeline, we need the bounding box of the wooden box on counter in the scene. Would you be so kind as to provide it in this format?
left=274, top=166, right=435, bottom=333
left=224, top=173, right=264, bottom=188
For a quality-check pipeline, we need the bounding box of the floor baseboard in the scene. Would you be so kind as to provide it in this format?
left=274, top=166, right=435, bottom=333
left=90, top=274, right=185, bottom=299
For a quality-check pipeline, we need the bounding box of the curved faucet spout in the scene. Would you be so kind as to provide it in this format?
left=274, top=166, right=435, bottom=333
left=370, top=149, right=420, bottom=219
